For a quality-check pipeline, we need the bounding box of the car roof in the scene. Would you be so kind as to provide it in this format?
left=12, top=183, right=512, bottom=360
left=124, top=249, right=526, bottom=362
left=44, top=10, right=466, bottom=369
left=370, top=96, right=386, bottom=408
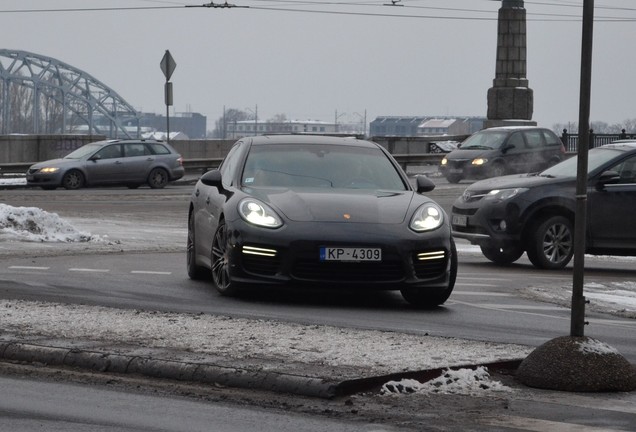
left=244, top=134, right=377, bottom=148
left=478, top=126, right=550, bottom=132
left=90, top=139, right=166, bottom=146
left=600, top=141, right=636, bottom=151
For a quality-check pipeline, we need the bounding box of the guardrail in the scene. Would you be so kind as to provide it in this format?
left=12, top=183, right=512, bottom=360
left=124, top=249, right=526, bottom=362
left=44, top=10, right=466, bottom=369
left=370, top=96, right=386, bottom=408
left=0, top=154, right=443, bottom=178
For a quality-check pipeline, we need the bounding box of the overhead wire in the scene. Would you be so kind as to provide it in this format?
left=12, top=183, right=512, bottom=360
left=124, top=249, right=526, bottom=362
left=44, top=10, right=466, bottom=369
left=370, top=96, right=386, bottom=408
left=0, top=0, right=635, bottom=22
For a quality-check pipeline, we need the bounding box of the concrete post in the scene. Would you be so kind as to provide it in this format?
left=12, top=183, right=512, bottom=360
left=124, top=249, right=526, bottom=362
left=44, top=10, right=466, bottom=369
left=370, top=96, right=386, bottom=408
left=485, top=0, right=536, bottom=128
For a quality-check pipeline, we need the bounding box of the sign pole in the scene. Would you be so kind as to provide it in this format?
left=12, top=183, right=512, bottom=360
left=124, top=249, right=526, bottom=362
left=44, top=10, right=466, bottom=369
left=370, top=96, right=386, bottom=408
left=160, top=50, right=177, bottom=143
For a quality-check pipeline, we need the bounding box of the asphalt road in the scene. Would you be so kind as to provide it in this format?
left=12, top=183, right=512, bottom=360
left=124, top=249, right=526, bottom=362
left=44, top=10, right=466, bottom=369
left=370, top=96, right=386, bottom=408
left=1, top=183, right=635, bottom=362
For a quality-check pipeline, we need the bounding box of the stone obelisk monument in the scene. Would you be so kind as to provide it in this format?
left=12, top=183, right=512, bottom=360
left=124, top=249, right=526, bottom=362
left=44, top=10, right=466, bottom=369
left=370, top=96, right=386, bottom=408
left=485, top=0, right=536, bottom=128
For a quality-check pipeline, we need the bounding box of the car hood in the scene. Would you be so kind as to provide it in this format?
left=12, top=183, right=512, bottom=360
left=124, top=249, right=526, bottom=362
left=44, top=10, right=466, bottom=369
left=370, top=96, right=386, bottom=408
left=466, top=173, right=575, bottom=191
left=30, top=158, right=78, bottom=169
left=249, top=188, right=416, bottom=223
left=445, top=148, right=496, bottom=160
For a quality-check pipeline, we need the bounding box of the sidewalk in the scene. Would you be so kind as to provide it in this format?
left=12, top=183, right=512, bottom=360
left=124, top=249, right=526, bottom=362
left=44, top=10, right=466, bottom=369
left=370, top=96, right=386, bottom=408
left=0, top=299, right=532, bottom=398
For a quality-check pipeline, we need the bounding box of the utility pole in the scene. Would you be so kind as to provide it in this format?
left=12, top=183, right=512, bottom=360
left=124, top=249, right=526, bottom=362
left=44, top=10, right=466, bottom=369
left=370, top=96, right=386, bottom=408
left=571, top=0, right=595, bottom=337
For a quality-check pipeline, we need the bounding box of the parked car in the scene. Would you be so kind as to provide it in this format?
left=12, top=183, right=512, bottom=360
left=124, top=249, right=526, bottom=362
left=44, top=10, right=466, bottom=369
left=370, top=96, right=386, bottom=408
left=451, top=141, right=636, bottom=269
left=439, top=126, right=566, bottom=183
left=187, top=135, right=457, bottom=307
left=26, top=139, right=185, bottom=190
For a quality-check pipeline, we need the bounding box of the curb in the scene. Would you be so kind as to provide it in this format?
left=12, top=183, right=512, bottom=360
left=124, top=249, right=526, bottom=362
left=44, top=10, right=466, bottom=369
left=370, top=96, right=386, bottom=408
left=0, top=340, right=523, bottom=399
left=0, top=341, right=339, bottom=398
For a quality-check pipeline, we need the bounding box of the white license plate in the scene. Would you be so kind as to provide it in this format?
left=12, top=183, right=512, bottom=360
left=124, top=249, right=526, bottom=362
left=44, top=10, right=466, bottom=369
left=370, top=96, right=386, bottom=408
left=452, top=215, right=468, bottom=227
left=320, top=247, right=381, bottom=262
left=449, top=168, right=462, bottom=174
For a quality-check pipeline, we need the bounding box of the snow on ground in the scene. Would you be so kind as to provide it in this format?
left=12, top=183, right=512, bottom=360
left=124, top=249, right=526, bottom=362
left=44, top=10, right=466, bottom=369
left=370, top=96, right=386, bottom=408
left=381, top=366, right=514, bottom=396
left=0, top=203, right=105, bottom=243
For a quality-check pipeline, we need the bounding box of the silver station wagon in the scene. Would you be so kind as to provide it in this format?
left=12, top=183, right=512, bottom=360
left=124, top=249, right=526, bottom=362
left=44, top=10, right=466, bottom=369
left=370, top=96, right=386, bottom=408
left=26, top=139, right=185, bottom=190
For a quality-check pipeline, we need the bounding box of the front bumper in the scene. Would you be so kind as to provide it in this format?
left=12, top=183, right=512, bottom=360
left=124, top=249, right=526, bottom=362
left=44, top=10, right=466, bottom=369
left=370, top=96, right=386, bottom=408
left=451, top=199, right=524, bottom=248
left=224, top=218, right=455, bottom=291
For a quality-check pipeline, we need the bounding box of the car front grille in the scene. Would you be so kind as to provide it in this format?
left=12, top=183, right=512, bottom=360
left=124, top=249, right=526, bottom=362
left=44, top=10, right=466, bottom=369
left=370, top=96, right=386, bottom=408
left=292, top=260, right=404, bottom=282
left=412, top=250, right=448, bottom=279
left=452, top=206, right=478, bottom=216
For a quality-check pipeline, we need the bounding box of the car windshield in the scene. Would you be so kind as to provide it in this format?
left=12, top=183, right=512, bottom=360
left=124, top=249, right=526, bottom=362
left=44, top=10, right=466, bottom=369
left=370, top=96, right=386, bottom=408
left=63, top=143, right=103, bottom=159
left=460, top=131, right=508, bottom=150
left=242, top=143, right=407, bottom=191
left=540, top=147, right=626, bottom=177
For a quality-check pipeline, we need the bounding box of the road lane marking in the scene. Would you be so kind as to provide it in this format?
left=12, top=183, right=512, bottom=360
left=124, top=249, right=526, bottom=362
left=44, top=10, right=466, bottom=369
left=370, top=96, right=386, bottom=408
left=131, top=271, right=172, bottom=275
left=69, top=268, right=110, bottom=273
left=8, top=266, right=50, bottom=270
left=477, top=303, right=567, bottom=311
left=481, top=415, right=625, bottom=432
left=453, top=291, right=514, bottom=297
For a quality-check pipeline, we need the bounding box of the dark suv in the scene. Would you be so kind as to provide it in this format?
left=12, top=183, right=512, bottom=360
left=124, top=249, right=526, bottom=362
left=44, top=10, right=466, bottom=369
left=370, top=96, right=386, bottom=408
left=451, top=141, right=636, bottom=269
left=439, top=126, right=566, bottom=183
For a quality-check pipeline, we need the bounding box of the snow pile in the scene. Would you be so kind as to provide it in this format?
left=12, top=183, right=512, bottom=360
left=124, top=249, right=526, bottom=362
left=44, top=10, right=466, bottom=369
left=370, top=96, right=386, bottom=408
left=523, top=281, right=636, bottom=319
left=0, top=203, right=102, bottom=243
left=381, top=366, right=513, bottom=396
left=578, top=338, right=621, bottom=356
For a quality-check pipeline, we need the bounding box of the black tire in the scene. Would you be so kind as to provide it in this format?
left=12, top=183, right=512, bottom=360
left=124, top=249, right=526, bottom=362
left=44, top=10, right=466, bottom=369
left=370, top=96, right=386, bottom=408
left=186, top=211, right=208, bottom=280
left=480, top=245, right=524, bottom=265
left=62, top=170, right=85, bottom=190
left=489, top=162, right=507, bottom=178
left=211, top=219, right=241, bottom=295
left=446, top=174, right=462, bottom=184
left=400, top=239, right=457, bottom=308
left=147, top=167, right=169, bottom=189
left=526, top=215, right=574, bottom=269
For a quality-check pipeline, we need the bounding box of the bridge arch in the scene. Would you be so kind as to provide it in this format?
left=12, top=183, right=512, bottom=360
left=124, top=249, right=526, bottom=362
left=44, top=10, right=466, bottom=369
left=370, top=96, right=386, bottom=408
left=0, top=49, right=140, bottom=138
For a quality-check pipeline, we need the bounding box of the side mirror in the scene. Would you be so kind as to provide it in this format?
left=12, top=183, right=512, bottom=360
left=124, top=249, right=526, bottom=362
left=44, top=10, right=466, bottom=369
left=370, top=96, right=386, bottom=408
left=596, top=170, right=620, bottom=189
left=89, top=155, right=101, bottom=162
left=501, top=144, right=515, bottom=153
left=200, top=169, right=223, bottom=188
left=416, top=175, right=435, bottom=193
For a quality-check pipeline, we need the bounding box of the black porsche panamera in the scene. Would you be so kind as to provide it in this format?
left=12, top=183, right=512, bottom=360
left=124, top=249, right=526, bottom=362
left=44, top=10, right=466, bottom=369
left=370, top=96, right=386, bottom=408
left=187, top=135, right=457, bottom=307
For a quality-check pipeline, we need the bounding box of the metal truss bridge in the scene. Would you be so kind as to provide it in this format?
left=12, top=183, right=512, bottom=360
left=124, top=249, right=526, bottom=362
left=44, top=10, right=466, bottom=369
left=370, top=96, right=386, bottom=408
left=0, top=49, right=140, bottom=138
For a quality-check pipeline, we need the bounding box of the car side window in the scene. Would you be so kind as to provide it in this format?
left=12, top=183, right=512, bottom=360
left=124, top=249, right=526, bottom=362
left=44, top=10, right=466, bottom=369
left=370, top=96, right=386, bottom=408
left=95, top=144, right=122, bottom=159
left=507, top=132, right=525, bottom=149
left=610, top=156, right=636, bottom=184
left=542, top=130, right=562, bottom=147
left=523, top=131, right=544, bottom=149
left=124, top=143, right=146, bottom=157
left=148, top=143, right=170, bottom=155
left=220, top=142, right=243, bottom=188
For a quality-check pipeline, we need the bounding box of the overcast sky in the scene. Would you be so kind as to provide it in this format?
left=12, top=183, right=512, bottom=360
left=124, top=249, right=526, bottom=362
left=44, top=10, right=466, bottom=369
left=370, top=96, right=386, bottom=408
left=1, top=0, right=635, bottom=132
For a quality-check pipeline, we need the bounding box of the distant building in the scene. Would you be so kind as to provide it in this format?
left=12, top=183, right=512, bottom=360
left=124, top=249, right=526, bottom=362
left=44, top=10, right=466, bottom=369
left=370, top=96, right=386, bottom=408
left=226, top=119, right=338, bottom=139
left=370, top=116, right=485, bottom=137
left=131, top=112, right=207, bottom=139
left=369, top=116, right=427, bottom=137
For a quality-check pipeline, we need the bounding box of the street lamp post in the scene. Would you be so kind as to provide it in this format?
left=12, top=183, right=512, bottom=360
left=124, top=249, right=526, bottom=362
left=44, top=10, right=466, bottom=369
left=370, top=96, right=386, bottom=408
left=353, top=110, right=367, bottom=137
left=245, top=105, right=258, bottom=136
left=335, top=109, right=346, bottom=133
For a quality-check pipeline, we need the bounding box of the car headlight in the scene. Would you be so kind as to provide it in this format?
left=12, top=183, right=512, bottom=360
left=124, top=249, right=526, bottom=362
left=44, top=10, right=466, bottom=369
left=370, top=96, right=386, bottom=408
left=410, top=203, right=444, bottom=232
left=472, top=158, right=488, bottom=166
left=39, top=167, right=60, bottom=174
left=484, top=188, right=529, bottom=201
left=440, top=158, right=448, bottom=166
left=239, top=198, right=283, bottom=228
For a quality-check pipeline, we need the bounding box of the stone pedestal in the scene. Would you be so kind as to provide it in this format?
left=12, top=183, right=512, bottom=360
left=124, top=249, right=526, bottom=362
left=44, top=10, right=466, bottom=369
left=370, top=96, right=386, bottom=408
left=486, top=0, right=535, bottom=126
